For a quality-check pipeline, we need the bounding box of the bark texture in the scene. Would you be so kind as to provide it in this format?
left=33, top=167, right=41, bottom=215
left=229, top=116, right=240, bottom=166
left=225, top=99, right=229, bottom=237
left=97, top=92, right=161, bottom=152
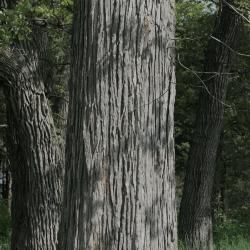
left=0, top=157, right=11, bottom=201
left=2, top=32, right=64, bottom=250
left=212, top=137, right=228, bottom=218
left=178, top=2, right=242, bottom=249
left=0, top=1, right=64, bottom=245
left=58, top=0, right=177, bottom=249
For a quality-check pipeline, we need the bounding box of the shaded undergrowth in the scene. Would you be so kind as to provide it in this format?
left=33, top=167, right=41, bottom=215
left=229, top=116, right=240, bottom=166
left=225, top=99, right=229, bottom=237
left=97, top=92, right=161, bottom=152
left=0, top=199, right=249, bottom=250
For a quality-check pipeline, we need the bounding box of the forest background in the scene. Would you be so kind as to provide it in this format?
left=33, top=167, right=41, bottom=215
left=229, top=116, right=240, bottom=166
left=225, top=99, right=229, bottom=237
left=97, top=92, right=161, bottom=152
left=0, top=0, right=249, bottom=249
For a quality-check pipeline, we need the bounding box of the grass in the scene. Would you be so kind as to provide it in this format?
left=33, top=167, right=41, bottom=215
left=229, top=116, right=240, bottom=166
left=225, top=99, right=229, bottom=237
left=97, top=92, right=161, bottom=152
left=213, top=212, right=250, bottom=250
left=0, top=238, right=10, bottom=250
left=179, top=237, right=250, bottom=250
left=179, top=215, right=250, bottom=250
left=214, top=219, right=250, bottom=250
left=216, top=236, right=250, bottom=250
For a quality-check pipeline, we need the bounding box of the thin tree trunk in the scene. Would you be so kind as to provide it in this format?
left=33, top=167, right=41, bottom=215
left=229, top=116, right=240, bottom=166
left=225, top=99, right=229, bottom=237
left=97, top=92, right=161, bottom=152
left=0, top=91, right=11, bottom=210
left=0, top=158, right=11, bottom=213
left=58, top=0, right=177, bottom=249
left=178, top=1, right=242, bottom=249
left=212, top=134, right=229, bottom=219
left=1, top=158, right=11, bottom=201
left=211, top=136, right=224, bottom=218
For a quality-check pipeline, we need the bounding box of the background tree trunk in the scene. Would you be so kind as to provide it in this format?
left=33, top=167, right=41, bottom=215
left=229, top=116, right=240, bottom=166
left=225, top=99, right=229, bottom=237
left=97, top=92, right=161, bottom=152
left=58, top=0, right=177, bottom=249
left=178, top=1, right=242, bottom=249
left=1, top=158, right=11, bottom=201
left=212, top=135, right=229, bottom=219
left=0, top=28, right=64, bottom=249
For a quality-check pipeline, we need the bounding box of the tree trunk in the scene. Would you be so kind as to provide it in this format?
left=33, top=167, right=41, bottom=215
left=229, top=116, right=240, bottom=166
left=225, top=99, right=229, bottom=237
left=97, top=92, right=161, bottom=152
left=212, top=135, right=229, bottom=219
left=1, top=157, right=12, bottom=213
left=211, top=136, right=224, bottom=218
left=58, top=0, right=177, bottom=249
left=0, top=27, right=64, bottom=250
left=0, top=90, right=11, bottom=210
left=1, top=158, right=11, bottom=200
left=178, top=1, right=242, bottom=249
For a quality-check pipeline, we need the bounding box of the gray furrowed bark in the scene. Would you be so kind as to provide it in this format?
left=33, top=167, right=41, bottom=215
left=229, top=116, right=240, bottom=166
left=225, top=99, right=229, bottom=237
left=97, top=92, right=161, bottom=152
left=1, top=29, right=64, bottom=249
left=58, top=0, right=177, bottom=249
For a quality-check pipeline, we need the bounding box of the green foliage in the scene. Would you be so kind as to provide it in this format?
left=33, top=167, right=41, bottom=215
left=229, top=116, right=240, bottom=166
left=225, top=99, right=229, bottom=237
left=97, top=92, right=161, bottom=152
left=216, top=237, right=250, bottom=250
left=0, top=6, right=30, bottom=45
left=214, top=217, right=250, bottom=242
left=213, top=214, right=250, bottom=250
left=0, top=238, right=10, bottom=250
left=0, top=0, right=72, bottom=47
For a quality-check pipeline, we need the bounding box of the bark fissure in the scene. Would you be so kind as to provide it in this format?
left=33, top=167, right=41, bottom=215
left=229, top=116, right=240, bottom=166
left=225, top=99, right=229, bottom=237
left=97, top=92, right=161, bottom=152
left=58, top=0, right=177, bottom=249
